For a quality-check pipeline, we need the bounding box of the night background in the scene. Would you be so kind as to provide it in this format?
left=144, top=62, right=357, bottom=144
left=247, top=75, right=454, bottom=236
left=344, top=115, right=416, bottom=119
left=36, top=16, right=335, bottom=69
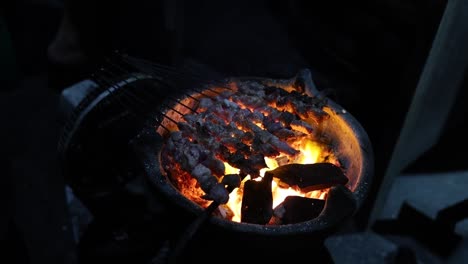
left=1, top=0, right=468, bottom=263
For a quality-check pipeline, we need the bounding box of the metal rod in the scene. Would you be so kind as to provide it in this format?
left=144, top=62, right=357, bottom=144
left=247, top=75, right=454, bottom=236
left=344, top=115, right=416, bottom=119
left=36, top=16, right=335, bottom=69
left=100, top=69, right=181, bottom=131
left=181, top=93, right=200, bottom=102
left=161, top=113, right=179, bottom=125
left=186, top=88, right=215, bottom=99
left=167, top=97, right=198, bottom=113
left=98, top=65, right=196, bottom=131
left=111, top=68, right=175, bottom=109
left=203, top=87, right=223, bottom=95
left=161, top=103, right=185, bottom=117
left=99, top=68, right=150, bottom=106
left=158, top=123, right=170, bottom=132
left=93, top=73, right=161, bottom=126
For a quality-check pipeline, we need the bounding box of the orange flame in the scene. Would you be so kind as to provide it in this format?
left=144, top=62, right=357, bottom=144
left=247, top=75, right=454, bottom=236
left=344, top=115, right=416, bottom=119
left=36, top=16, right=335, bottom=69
left=225, top=138, right=328, bottom=223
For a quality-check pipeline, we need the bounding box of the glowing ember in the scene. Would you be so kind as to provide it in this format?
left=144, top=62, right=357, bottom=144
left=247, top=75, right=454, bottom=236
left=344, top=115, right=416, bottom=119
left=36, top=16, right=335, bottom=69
left=160, top=81, right=341, bottom=224
left=225, top=138, right=333, bottom=222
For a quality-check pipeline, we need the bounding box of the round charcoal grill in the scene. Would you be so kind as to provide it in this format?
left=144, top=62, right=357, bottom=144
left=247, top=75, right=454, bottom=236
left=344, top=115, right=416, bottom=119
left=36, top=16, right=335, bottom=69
left=59, top=56, right=373, bottom=262
left=143, top=69, right=373, bottom=236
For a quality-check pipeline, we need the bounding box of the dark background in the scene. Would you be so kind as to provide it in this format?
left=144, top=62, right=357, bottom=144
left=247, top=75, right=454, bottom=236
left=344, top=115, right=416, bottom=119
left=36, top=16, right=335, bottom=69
left=1, top=0, right=467, bottom=263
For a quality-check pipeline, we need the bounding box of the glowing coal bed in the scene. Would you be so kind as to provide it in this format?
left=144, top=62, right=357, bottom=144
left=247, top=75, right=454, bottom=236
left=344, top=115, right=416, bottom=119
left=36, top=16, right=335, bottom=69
left=158, top=79, right=356, bottom=225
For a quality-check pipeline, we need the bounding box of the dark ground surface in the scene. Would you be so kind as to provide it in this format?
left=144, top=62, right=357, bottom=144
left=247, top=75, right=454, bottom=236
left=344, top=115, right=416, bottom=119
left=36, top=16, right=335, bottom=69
left=1, top=0, right=468, bottom=263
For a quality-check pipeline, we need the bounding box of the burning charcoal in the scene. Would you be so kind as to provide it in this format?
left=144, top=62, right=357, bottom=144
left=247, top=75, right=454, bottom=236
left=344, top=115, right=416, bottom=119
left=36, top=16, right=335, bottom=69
left=252, top=136, right=280, bottom=157
left=226, top=151, right=246, bottom=166
left=240, top=131, right=254, bottom=144
left=232, top=110, right=253, bottom=129
left=310, top=109, right=329, bottom=124
left=264, top=93, right=277, bottom=104
left=248, top=154, right=268, bottom=170
left=290, top=120, right=314, bottom=134
left=208, top=104, right=233, bottom=122
left=202, top=155, right=225, bottom=176
left=237, top=81, right=266, bottom=97
left=250, top=110, right=264, bottom=123
left=182, top=114, right=198, bottom=124
left=264, top=163, right=348, bottom=192
left=191, top=164, right=229, bottom=204
left=181, top=144, right=207, bottom=169
left=290, top=97, right=328, bottom=121
left=273, top=128, right=296, bottom=140
left=267, top=215, right=282, bottom=225
left=198, top=97, right=213, bottom=111
left=218, top=90, right=234, bottom=99
left=268, top=136, right=299, bottom=156
left=164, top=79, right=332, bottom=208
left=220, top=138, right=250, bottom=155
left=255, top=105, right=272, bottom=116
left=221, top=174, right=241, bottom=192
left=221, top=98, right=240, bottom=110
left=177, top=122, right=196, bottom=135
left=202, top=121, right=224, bottom=137
left=201, top=137, right=221, bottom=153
left=273, top=196, right=325, bottom=224
left=276, top=96, right=289, bottom=108
left=305, top=95, right=327, bottom=109
left=218, top=145, right=232, bottom=160
left=191, top=164, right=216, bottom=187
left=251, top=129, right=297, bottom=156
left=227, top=123, right=245, bottom=137
left=216, top=204, right=235, bottom=220
left=203, top=183, right=229, bottom=204
left=204, top=112, right=226, bottom=125
left=264, top=85, right=279, bottom=95
left=275, top=156, right=289, bottom=167
left=279, top=111, right=295, bottom=126
left=256, top=105, right=280, bottom=121
left=247, top=122, right=263, bottom=134
left=225, top=151, right=259, bottom=178
left=165, top=133, right=177, bottom=152
left=232, top=94, right=265, bottom=109
left=289, top=90, right=302, bottom=98
left=263, top=118, right=283, bottom=133
left=272, top=128, right=297, bottom=140
left=243, top=168, right=261, bottom=179
left=218, top=104, right=239, bottom=122
left=241, top=177, right=273, bottom=224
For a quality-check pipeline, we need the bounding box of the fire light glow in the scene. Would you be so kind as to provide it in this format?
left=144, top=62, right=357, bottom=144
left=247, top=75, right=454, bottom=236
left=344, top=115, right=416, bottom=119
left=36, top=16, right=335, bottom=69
left=161, top=83, right=341, bottom=224
left=225, top=138, right=330, bottom=223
